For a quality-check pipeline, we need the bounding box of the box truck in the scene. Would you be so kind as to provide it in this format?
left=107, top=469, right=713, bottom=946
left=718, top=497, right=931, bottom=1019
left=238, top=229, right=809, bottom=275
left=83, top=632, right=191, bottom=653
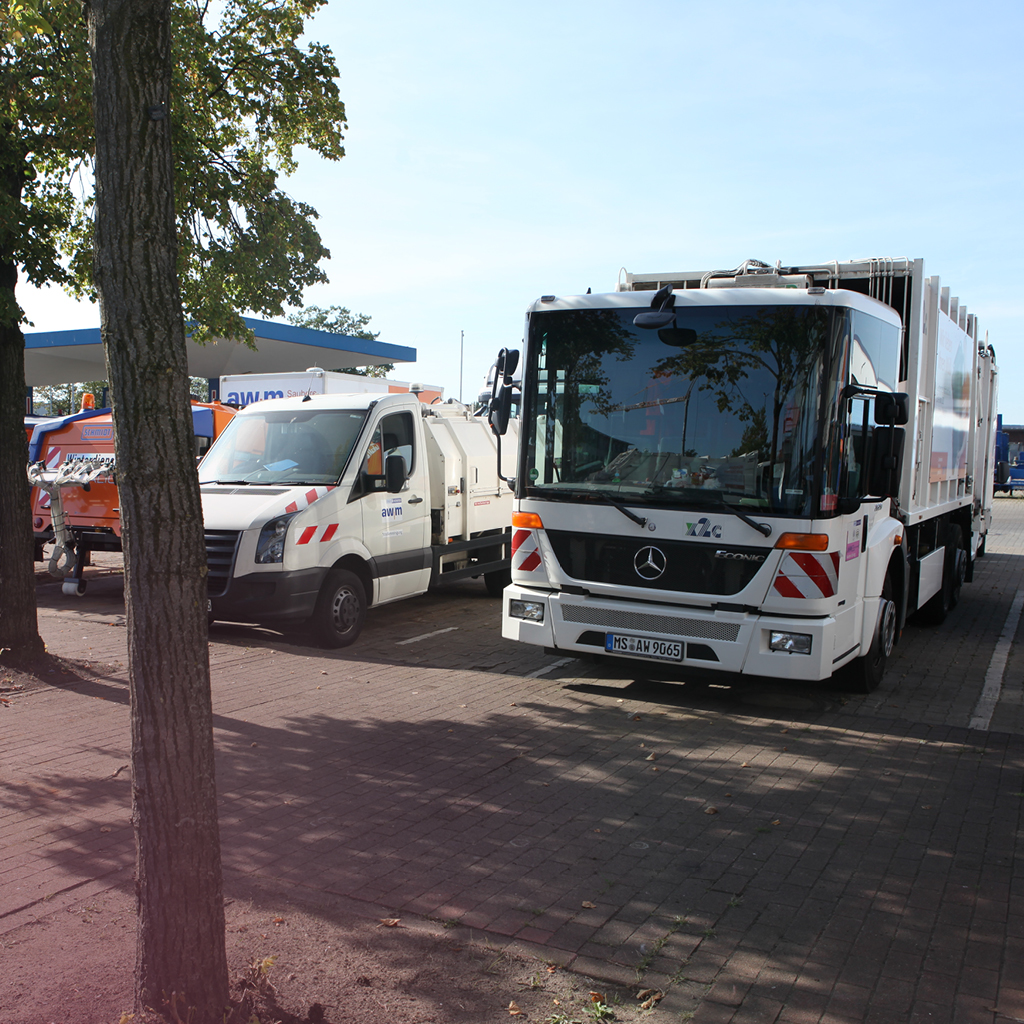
left=200, top=393, right=516, bottom=646
left=217, top=368, right=443, bottom=408
left=490, top=257, right=997, bottom=691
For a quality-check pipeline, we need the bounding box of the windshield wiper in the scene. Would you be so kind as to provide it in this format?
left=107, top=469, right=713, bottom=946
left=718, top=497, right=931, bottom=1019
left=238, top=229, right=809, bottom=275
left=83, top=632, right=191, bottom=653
left=705, top=497, right=772, bottom=537
left=593, top=490, right=648, bottom=528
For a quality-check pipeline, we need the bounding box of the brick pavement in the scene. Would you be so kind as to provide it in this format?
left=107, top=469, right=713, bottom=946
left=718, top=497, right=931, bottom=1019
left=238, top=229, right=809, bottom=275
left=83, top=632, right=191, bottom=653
left=3, top=498, right=1024, bottom=1022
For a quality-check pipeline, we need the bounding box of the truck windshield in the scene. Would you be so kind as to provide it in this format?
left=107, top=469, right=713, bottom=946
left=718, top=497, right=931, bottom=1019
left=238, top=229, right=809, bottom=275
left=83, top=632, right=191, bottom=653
left=198, top=408, right=368, bottom=486
left=522, top=303, right=836, bottom=517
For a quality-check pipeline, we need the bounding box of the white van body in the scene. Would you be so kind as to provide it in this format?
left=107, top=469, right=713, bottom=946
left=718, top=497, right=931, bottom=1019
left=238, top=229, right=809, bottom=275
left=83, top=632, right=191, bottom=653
left=200, top=393, right=516, bottom=646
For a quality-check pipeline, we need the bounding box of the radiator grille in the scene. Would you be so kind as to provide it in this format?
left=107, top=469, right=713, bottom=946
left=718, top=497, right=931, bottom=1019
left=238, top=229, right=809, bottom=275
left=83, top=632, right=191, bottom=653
left=559, top=603, right=741, bottom=642
left=205, top=530, right=240, bottom=597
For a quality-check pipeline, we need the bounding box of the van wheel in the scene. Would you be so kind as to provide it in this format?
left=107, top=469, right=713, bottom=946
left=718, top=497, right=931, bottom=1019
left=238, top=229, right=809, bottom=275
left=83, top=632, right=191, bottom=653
left=843, top=575, right=896, bottom=694
left=311, top=568, right=366, bottom=648
left=921, top=525, right=965, bottom=624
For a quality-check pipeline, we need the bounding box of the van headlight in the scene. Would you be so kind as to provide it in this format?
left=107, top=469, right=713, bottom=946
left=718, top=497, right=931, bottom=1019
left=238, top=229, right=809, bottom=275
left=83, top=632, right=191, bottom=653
left=256, top=513, right=297, bottom=564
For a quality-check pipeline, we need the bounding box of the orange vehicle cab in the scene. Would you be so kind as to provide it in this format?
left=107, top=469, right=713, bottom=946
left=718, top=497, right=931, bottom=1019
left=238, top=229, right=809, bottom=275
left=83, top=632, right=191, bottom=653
left=27, top=399, right=235, bottom=595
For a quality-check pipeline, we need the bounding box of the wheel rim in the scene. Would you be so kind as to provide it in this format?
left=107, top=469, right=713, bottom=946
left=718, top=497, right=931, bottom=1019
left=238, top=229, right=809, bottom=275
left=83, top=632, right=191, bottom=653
left=879, top=598, right=896, bottom=658
left=330, top=585, right=359, bottom=634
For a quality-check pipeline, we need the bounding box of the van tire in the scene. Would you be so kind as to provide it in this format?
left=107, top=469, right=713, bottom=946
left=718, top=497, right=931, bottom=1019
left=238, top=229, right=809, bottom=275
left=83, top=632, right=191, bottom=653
left=311, top=568, right=366, bottom=648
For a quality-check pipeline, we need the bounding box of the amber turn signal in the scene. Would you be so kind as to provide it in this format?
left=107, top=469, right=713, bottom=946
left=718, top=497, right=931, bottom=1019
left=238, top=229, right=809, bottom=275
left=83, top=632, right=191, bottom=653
left=512, top=511, right=544, bottom=529
left=774, top=533, right=829, bottom=551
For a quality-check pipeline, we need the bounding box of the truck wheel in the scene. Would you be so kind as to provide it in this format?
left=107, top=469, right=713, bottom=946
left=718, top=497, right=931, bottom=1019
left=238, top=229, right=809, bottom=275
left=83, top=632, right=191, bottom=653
left=921, top=525, right=965, bottom=624
left=311, top=568, right=366, bottom=648
left=843, top=575, right=896, bottom=694
left=485, top=568, right=511, bottom=598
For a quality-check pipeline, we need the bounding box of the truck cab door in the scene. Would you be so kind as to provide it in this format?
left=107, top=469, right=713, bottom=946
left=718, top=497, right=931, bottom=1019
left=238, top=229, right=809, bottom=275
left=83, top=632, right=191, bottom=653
left=356, top=410, right=431, bottom=602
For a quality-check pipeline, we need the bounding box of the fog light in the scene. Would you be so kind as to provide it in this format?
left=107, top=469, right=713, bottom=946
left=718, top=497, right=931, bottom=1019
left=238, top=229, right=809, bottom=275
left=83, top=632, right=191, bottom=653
left=509, top=599, right=545, bottom=623
left=769, top=631, right=812, bottom=654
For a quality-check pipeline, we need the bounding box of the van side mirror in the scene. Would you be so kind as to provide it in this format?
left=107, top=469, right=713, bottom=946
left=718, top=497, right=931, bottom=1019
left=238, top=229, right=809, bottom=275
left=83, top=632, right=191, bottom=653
left=385, top=453, right=407, bottom=493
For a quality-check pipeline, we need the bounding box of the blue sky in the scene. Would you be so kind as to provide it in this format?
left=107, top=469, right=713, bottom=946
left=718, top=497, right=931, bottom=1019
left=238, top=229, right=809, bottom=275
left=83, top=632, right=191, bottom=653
left=22, top=0, right=1024, bottom=417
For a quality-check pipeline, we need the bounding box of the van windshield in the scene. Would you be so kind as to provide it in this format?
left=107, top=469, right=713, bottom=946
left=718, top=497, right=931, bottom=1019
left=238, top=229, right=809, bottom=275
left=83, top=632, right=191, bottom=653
left=199, top=408, right=367, bottom=486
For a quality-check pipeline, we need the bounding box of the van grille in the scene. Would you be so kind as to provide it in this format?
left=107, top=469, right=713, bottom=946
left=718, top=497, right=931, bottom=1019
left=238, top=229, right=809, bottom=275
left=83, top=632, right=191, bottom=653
left=205, top=530, right=240, bottom=597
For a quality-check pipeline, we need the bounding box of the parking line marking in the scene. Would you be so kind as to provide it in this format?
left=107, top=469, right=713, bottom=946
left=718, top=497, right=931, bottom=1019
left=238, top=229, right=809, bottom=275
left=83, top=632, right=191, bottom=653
left=396, top=627, right=458, bottom=645
left=526, top=657, right=576, bottom=679
left=969, top=587, right=1024, bottom=731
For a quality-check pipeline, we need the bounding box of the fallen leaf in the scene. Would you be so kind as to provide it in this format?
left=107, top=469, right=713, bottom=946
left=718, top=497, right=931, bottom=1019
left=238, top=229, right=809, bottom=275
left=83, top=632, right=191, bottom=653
left=704, top=806, right=718, bottom=815
left=546, top=965, right=558, bottom=974
left=645, top=752, right=657, bottom=761
left=273, top=917, right=285, bottom=925
left=741, top=761, right=750, bottom=767
left=582, top=900, right=597, bottom=909
left=378, top=918, right=402, bottom=928
left=633, top=715, right=642, bottom=721
left=772, top=820, right=781, bottom=826
left=508, top=1000, right=523, bottom=1015
left=590, top=991, right=606, bottom=1003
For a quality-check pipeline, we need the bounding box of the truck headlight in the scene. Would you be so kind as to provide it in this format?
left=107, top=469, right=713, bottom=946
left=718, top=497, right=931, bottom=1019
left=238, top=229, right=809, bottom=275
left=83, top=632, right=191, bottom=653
left=256, top=513, right=298, bottom=564
left=769, top=631, right=812, bottom=655
left=509, top=598, right=545, bottom=623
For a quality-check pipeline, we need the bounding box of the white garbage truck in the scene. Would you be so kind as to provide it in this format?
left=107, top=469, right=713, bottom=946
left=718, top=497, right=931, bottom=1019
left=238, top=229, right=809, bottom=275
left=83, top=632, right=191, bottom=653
left=200, top=392, right=516, bottom=646
left=490, top=257, right=997, bottom=691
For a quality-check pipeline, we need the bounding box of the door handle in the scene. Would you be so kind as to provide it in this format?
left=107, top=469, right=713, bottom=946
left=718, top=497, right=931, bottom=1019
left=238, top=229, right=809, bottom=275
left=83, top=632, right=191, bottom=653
left=407, top=496, right=424, bottom=504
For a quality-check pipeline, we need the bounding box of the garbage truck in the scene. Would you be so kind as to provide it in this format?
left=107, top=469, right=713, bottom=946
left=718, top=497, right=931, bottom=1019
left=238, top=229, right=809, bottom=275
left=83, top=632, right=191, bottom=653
left=199, top=392, right=517, bottom=646
left=489, top=257, right=998, bottom=691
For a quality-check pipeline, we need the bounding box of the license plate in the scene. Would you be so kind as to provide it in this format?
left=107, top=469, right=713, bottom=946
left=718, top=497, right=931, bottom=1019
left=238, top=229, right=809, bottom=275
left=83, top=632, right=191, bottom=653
left=605, top=633, right=683, bottom=661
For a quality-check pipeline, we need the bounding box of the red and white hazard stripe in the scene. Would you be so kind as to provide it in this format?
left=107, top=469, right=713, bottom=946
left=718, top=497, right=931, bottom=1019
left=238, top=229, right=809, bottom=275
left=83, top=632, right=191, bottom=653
left=284, top=485, right=335, bottom=514
left=512, top=528, right=542, bottom=573
left=296, top=523, right=339, bottom=545
left=772, top=551, right=840, bottom=599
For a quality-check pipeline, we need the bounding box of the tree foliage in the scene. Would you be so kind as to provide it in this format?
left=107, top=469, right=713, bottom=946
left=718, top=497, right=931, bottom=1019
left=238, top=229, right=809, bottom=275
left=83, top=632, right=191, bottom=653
left=289, top=302, right=395, bottom=377
left=1, top=0, right=346, bottom=662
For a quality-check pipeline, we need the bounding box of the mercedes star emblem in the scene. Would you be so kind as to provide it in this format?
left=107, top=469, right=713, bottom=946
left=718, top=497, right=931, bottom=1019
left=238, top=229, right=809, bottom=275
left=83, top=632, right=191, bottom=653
left=634, top=545, right=667, bottom=580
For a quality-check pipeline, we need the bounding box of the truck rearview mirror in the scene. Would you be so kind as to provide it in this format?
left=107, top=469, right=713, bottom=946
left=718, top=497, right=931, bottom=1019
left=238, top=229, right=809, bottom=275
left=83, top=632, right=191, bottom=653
left=874, top=392, right=910, bottom=426
left=489, top=386, right=513, bottom=436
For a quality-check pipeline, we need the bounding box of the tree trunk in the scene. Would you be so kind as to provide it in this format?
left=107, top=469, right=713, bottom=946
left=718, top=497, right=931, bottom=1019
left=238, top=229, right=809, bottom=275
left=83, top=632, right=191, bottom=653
left=85, top=0, right=228, bottom=1019
left=0, top=258, right=44, bottom=665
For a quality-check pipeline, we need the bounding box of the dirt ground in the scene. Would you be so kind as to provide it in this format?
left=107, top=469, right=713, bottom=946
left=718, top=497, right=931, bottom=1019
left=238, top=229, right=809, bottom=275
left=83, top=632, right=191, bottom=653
left=1, top=658, right=676, bottom=1024
left=0, top=881, right=672, bottom=1024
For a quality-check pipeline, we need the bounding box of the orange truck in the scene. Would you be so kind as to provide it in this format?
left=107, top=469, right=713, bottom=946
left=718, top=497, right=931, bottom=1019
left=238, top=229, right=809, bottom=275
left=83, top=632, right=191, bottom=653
left=27, top=399, right=235, bottom=595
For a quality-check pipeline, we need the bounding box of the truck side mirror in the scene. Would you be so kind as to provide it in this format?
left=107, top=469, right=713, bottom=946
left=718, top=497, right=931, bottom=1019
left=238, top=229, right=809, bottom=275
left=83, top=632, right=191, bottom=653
left=385, top=453, right=407, bottom=493
left=489, top=386, right=513, bottom=437
left=866, top=426, right=905, bottom=498
left=874, top=392, right=910, bottom=426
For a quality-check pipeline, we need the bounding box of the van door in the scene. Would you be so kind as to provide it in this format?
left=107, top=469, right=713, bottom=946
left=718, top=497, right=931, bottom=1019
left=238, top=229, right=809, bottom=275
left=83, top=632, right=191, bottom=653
left=356, top=410, right=431, bottom=602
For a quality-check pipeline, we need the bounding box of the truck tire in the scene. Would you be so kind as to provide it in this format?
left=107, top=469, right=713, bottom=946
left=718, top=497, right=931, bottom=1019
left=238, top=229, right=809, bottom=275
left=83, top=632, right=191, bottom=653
left=920, top=524, right=965, bottom=625
left=485, top=568, right=511, bottom=598
left=843, top=574, right=896, bottom=694
left=311, top=568, right=366, bottom=648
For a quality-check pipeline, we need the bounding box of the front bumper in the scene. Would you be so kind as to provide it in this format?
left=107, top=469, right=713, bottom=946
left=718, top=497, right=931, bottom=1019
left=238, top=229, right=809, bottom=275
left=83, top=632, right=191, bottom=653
left=502, top=583, right=852, bottom=682
left=209, top=566, right=329, bottom=626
